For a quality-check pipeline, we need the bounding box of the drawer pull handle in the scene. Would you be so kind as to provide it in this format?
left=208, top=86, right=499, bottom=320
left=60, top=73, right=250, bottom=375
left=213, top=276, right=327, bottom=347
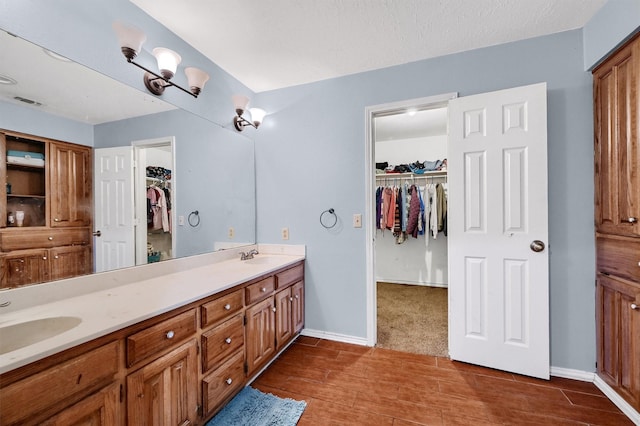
left=225, top=337, right=232, bottom=344
left=166, top=330, right=175, bottom=339
left=632, top=304, right=639, bottom=310
left=261, top=287, right=267, bottom=292
left=224, top=304, right=231, bottom=310
left=48, top=236, right=54, bottom=241
left=225, top=378, right=233, bottom=385
left=627, top=217, right=638, bottom=223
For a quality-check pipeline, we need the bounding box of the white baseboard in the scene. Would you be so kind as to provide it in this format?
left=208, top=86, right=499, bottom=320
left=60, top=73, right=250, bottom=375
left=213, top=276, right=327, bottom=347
left=300, top=328, right=370, bottom=347
left=550, top=366, right=595, bottom=382
left=593, top=375, right=640, bottom=425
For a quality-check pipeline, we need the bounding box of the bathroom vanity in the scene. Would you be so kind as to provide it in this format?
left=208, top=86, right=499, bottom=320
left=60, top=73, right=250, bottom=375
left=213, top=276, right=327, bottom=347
left=0, top=246, right=304, bottom=425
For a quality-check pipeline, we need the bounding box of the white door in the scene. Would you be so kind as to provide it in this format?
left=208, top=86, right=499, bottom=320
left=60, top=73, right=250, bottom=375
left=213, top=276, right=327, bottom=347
left=94, top=147, right=135, bottom=273
left=448, top=82, right=549, bottom=379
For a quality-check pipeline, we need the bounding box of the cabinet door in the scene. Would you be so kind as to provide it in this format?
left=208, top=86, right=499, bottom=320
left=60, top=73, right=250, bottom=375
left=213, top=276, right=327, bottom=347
left=292, top=280, right=304, bottom=335
left=0, top=249, right=49, bottom=288
left=596, top=273, right=640, bottom=408
left=275, top=288, right=293, bottom=351
left=41, top=382, right=120, bottom=426
left=594, top=37, right=640, bottom=236
left=245, top=297, right=275, bottom=375
left=127, top=340, right=198, bottom=426
left=49, top=245, right=92, bottom=281
left=49, top=142, right=92, bottom=227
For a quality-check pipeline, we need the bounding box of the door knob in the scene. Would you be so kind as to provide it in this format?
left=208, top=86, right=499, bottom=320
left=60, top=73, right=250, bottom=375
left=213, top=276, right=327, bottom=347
left=530, top=240, right=545, bottom=252
left=93, top=230, right=102, bottom=237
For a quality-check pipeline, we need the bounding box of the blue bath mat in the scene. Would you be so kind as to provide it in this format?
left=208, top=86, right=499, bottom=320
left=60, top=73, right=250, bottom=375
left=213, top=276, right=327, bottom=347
left=206, top=386, right=306, bottom=426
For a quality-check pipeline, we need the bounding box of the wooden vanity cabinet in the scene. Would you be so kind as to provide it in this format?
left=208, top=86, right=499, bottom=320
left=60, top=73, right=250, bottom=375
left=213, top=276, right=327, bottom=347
left=0, top=130, right=93, bottom=288
left=127, top=340, right=199, bottom=426
left=593, top=32, right=640, bottom=412
left=0, top=340, right=120, bottom=426
left=0, top=260, right=305, bottom=425
left=0, top=248, right=49, bottom=288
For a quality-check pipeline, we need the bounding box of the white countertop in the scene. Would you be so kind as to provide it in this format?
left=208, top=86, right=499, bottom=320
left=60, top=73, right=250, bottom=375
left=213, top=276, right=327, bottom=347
left=0, top=245, right=304, bottom=374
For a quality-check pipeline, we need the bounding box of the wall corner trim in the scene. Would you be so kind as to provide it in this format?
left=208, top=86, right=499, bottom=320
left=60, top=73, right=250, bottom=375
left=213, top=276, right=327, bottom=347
left=300, top=329, right=370, bottom=347
left=593, top=374, right=640, bottom=424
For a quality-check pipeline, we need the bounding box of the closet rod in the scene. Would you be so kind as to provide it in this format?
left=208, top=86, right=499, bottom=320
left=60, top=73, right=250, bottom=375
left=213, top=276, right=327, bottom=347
left=375, top=171, right=447, bottom=179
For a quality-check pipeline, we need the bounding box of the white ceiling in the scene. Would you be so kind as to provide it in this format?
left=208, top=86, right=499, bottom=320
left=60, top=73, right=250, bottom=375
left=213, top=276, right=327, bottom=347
left=132, top=0, right=607, bottom=93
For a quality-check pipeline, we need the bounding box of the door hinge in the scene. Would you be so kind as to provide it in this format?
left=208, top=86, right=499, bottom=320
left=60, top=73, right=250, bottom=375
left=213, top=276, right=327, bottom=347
left=243, top=315, right=247, bottom=326
left=119, top=383, right=124, bottom=403
left=132, top=160, right=137, bottom=169
left=244, top=362, right=248, bottom=374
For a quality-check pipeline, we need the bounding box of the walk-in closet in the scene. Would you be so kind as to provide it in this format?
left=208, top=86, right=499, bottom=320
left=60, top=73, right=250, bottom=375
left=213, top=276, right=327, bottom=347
left=374, top=106, right=449, bottom=357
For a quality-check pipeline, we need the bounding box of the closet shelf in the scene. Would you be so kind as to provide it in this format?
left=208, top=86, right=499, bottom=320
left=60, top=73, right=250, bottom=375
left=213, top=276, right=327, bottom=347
left=376, top=170, right=447, bottom=179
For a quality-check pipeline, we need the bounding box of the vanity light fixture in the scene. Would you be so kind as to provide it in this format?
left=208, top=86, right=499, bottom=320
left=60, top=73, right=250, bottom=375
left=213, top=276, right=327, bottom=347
left=112, top=21, right=209, bottom=98
left=232, top=94, right=266, bottom=131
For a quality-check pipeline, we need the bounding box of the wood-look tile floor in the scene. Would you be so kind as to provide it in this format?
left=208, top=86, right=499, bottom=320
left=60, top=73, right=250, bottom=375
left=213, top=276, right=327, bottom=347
left=252, top=337, right=633, bottom=426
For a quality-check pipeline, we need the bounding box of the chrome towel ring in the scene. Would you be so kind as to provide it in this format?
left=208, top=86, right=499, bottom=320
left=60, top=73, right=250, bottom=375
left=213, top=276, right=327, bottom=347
left=188, top=210, right=200, bottom=227
left=320, top=208, right=338, bottom=229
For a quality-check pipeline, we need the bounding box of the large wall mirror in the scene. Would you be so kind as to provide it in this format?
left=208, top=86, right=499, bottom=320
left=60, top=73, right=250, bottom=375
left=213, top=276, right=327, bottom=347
left=0, top=29, right=256, bottom=291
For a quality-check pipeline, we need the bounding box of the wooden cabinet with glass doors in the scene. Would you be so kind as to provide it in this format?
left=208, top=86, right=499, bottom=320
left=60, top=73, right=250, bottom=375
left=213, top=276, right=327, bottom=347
left=0, top=130, right=92, bottom=288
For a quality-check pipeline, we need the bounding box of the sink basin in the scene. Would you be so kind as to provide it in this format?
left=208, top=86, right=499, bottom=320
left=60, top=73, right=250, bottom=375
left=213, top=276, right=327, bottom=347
left=0, top=316, right=82, bottom=355
left=243, top=256, right=280, bottom=266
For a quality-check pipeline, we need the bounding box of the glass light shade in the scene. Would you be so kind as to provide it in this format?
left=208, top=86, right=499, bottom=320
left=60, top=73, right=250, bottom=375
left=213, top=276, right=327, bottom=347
left=185, top=67, right=210, bottom=91
left=232, top=95, right=250, bottom=114
left=152, top=47, right=181, bottom=78
left=112, top=21, right=146, bottom=56
left=249, top=108, right=266, bottom=126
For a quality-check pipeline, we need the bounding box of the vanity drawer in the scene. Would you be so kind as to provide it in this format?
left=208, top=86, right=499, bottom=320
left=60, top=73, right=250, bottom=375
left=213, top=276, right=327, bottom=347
left=127, top=309, right=197, bottom=367
left=276, top=263, right=304, bottom=289
left=597, top=235, right=640, bottom=282
left=201, top=314, right=244, bottom=372
left=202, top=349, right=245, bottom=416
left=245, top=276, right=275, bottom=305
left=201, top=289, right=244, bottom=328
left=0, top=341, right=119, bottom=425
left=0, top=228, right=91, bottom=251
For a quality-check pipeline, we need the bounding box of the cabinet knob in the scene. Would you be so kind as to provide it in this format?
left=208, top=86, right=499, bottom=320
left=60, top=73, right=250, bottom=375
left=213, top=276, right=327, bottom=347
left=54, top=218, right=60, bottom=222
left=626, top=217, right=637, bottom=223
left=48, top=236, right=53, bottom=241
left=225, top=337, right=232, bottom=344
left=632, top=304, right=639, bottom=310
left=166, top=330, right=175, bottom=339
left=42, top=256, right=47, bottom=260
left=224, top=303, right=231, bottom=310
left=54, top=255, right=59, bottom=259
left=295, top=295, right=299, bottom=299
left=261, top=287, right=267, bottom=292
left=225, top=378, right=233, bottom=385
left=289, top=297, right=293, bottom=302
left=272, top=307, right=276, bottom=313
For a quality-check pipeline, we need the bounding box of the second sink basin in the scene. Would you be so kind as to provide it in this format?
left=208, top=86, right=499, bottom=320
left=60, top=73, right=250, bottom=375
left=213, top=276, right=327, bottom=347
left=0, top=316, right=82, bottom=355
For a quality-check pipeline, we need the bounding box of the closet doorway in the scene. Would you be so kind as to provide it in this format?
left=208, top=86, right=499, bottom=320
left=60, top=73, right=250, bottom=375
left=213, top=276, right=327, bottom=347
left=133, top=137, right=176, bottom=265
left=367, top=93, right=456, bottom=357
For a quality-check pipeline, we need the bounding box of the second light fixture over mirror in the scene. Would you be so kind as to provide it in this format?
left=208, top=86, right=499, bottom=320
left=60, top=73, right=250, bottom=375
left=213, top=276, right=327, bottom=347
left=232, top=94, right=266, bottom=131
left=112, top=21, right=209, bottom=98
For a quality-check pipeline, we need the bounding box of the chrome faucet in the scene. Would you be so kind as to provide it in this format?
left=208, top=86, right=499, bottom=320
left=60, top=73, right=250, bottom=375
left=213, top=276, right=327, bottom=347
left=240, top=249, right=259, bottom=260
left=0, top=301, right=11, bottom=308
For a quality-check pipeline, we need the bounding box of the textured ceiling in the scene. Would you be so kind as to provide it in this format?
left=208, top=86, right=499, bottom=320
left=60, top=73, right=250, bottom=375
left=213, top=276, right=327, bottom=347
left=132, top=0, right=607, bottom=93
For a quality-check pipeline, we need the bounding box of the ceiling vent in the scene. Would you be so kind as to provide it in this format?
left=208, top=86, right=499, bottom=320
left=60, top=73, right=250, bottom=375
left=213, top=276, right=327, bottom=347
left=14, top=96, right=42, bottom=106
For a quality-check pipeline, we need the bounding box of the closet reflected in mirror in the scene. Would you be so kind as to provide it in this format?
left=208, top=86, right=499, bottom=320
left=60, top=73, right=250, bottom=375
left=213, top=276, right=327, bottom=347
left=373, top=104, right=449, bottom=357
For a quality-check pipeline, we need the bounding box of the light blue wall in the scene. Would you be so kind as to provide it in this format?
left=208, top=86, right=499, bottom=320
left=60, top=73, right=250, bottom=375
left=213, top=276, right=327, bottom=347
left=583, top=0, right=640, bottom=70
left=254, top=30, right=596, bottom=371
left=94, top=109, right=256, bottom=257
left=0, top=100, right=93, bottom=146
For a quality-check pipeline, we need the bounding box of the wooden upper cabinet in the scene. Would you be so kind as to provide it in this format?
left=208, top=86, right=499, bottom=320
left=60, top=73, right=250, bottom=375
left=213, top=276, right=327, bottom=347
left=593, top=37, right=640, bottom=237
left=49, top=142, right=92, bottom=227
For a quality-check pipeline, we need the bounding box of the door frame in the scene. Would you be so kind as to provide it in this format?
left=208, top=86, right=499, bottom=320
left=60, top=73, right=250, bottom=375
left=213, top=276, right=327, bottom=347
left=132, top=136, right=176, bottom=265
left=364, top=92, right=458, bottom=346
